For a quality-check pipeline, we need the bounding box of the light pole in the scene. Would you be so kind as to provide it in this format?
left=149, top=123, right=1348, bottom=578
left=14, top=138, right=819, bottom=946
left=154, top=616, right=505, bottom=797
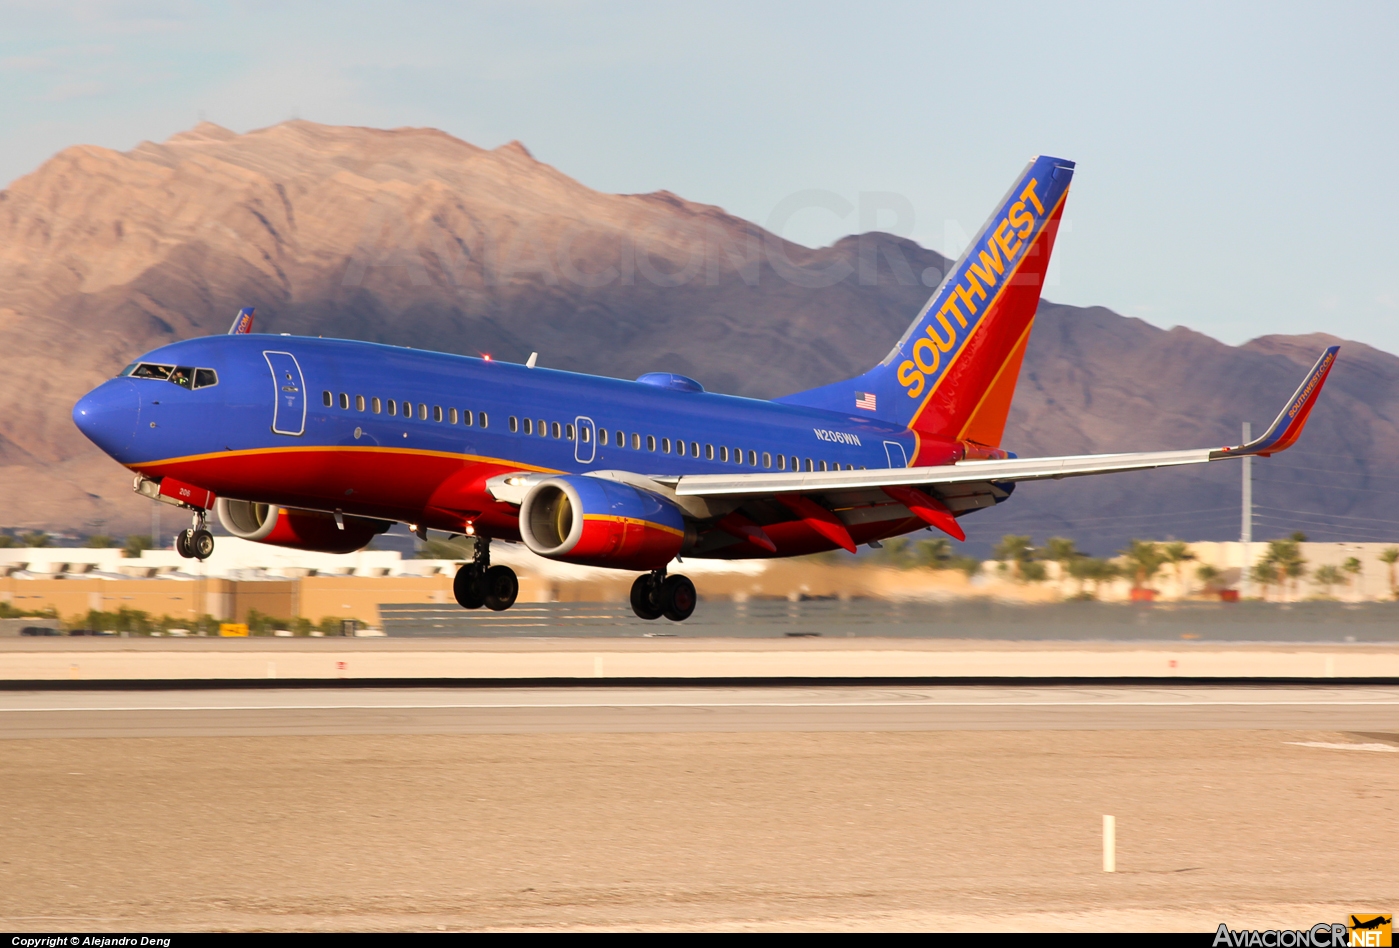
left=1241, top=422, right=1252, bottom=597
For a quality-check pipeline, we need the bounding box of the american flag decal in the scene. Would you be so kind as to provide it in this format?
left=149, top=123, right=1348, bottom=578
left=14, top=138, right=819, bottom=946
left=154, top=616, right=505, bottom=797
left=855, top=391, right=877, bottom=411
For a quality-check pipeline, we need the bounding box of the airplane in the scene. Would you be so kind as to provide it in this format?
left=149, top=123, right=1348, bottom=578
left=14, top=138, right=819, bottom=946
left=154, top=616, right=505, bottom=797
left=71, top=155, right=1339, bottom=622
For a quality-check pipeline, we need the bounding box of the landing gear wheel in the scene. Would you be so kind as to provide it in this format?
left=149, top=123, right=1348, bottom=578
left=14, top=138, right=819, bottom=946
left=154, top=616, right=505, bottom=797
left=661, top=574, right=696, bottom=622
left=175, top=529, right=193, bottom=559
left=454, top=564, right=484, bottom=609
left=191, top=528, right=215, bottom=560
left=482, top=565, right=518, bottom=612
left=630, top=574, right=664, bottom=620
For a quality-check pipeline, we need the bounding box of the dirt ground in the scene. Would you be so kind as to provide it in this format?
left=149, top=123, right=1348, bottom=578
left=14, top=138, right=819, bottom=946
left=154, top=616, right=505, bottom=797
left=1, top=729, right=1395, bottom=931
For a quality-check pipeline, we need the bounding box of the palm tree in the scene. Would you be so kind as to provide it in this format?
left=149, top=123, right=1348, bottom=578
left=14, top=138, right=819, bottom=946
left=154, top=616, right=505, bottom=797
left=1119, top=539, right=1166, bottom=592
left=1195, top=563, right=1221, bottom=594
left=1067, top=557, right=1121, bottom=599
left=1264, top=538, right=1306, bottom=601
left=1312, top=564, right=1343, bottom=599
left=1380, top=548, right=1399, bottom=599
left=1041, top=537, right=1082, bottom=593
left=993, top=535, right=1035, bottom=581
left=1162, top=542, right=1196, bottom=598
left=1342, top=556, right=1363, bottom=601
left=1250, top=560, right=1279, bottom=600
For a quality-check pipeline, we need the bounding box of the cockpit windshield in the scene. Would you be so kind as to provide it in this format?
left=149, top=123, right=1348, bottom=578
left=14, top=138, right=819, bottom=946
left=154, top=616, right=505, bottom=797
left=120, top=363, right=218, bottom=389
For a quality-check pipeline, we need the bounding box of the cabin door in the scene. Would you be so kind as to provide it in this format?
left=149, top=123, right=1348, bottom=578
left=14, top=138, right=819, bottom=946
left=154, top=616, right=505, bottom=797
left=883, top=440, right=909, bottom=468
left=574, top=416, right=596, bottom=464
left=263, top=351, right=306, bottom=436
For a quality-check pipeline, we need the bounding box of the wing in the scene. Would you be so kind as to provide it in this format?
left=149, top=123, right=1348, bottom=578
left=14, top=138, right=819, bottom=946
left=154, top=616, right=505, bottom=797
left=489, top=347, right=1338, bottom=555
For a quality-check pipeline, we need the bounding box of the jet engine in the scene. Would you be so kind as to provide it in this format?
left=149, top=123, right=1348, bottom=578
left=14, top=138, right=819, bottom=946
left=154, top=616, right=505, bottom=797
left=518, top=475, right=693, bottom=570
left=215, top=498, right=392, bottom=554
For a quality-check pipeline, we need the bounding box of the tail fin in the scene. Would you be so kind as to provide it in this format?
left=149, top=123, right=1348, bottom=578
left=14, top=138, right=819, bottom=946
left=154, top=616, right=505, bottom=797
left=778, top=156, right=1073, bottom=461
left=228, top=306, right=255, bottom=334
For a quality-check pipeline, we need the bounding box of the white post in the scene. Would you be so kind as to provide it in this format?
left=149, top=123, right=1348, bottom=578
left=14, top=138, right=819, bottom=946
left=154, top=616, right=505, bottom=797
left=1240, top=422, right=1252, bottom=598
left=1103, top=815, right=1116, bottom=872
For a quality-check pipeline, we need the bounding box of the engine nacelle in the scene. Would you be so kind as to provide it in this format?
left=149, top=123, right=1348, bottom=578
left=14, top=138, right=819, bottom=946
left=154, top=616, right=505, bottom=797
left=215, top=498, right=392, bottom=554
left=518, top=475, right=692, bottom=570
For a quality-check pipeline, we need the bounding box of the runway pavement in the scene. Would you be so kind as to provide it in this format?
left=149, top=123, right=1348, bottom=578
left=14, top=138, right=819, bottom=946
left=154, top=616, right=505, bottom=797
left=3, top=684, right=1398, bottom=738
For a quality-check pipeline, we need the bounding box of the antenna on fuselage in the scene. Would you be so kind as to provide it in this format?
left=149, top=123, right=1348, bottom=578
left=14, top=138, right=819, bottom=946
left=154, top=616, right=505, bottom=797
left=525, top=352, right=538, bottom=368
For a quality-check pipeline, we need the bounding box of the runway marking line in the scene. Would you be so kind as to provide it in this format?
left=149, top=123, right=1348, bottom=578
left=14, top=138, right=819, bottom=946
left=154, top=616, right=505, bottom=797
left=5, top=699, right=1399, bottom=713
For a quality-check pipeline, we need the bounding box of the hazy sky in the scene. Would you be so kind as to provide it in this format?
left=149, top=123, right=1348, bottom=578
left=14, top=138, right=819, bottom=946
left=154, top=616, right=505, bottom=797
left=4, top=1, right=1397, bottom=352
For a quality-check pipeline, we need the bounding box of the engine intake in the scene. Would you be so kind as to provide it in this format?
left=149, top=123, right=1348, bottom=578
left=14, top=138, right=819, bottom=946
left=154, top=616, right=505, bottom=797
left=216, top=498, right=392, bottom=554
left=519, top=475, right=692, bottom=570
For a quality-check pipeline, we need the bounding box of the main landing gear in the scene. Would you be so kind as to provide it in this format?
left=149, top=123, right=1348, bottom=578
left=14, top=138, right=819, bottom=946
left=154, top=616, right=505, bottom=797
left=630, top=569, right=696, bottom=622
left=453, top=536, right=519, bottom=612
left=175, top=510, right=215, bottom=561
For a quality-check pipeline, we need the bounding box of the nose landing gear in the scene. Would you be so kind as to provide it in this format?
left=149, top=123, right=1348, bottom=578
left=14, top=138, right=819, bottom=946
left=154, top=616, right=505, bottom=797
left=452, top=536, right=518, bottom=612
left=630, top=569, right=696, bottom=622
left=175, top=510, right=215, bottom=561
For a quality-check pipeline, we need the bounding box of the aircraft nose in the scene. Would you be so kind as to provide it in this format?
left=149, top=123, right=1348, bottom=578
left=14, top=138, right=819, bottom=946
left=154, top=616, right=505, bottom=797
left=72, top=379, right=141, bottom=458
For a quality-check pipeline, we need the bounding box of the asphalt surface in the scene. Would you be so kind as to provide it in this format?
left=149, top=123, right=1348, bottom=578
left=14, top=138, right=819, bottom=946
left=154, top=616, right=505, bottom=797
left=378, top=599, right=1399, bottom=641
left=4, top=685, right=1398, bottom=738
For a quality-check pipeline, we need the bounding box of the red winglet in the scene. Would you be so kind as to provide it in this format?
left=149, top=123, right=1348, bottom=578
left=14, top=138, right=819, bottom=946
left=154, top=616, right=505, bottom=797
left=716, top=512, right=777, bottom=553
left=881, top=485, right=965, bottom=541
left=776, top=494, right=856, bottom=553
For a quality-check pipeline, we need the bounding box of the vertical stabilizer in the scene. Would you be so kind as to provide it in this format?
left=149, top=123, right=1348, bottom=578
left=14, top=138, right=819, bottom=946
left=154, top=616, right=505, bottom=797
left=778, top=156, right=1073, bottom=462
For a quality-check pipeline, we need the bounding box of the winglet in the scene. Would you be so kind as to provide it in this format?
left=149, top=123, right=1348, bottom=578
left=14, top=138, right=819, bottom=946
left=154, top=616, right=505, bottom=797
left=228, top=306, right=255, bottom=334
left=1212, top=346, right=1339, bottom=459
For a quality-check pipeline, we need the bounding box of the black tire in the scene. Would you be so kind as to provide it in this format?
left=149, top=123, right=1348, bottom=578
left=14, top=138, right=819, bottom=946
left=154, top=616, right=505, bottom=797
left=454, top=564, right=484, bottom=609
left=175, top=529, right=193, bottom=559
left=191, top=529, right=215, bottom=560
left=661, top=575, right=696, bottom=622
left=630, top=574, right=663, bottom=620
left=482, top=565, right=519, bottom=612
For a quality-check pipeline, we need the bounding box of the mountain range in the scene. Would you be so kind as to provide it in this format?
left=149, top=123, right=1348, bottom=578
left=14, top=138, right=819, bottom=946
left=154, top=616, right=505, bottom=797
left=1, top=120, right=1394, bottom=555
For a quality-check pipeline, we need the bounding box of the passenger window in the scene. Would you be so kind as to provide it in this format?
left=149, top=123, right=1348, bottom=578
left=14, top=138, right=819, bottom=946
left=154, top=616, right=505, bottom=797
left=749, top=450, right=758, bottom=466
left=791, top=457, right=799, bottom=471
left=356, top=395, right=366, bottom=411
left=632, top=433, right=641, bottom=450
left=615, top=430, right=624, bottom=447
left=705, top=444, right=714, bottom=460
left=675, top=440, right=684, bottom=457
left=566, top=424, right=576, bottom=441
left=339, top=393, right=349, bottom=410
left=524, top=418, right=533, bottom=434
left=662, top=438, right=671, bottom=453
left=647, top=435, right=656, bottom=451
left=418, top=403, right=428, bottom=421
left=763, top=452, right=772, bottom=469
left=600, top=429, right=609, bottom=446
left=449, top=407, right=458, bottom=424
left=322, top=391, right=332, bottom=407
left=539, top=419, right=548, bottom=437
left=734, top=447, right=743, bottom=465
left=387, top=400, right=397, bottom=416
left=510, top=416, right=519, bottom=433
left=719, top=446, right=729, bottom=462
left=433, top=406, right=443, bottom=423
left=372, top=397, right=382, bottom=414
left=777, top=455, right=786, bottom=471
left=463, top=409, right=473, bottom=426
left=691, top=442, right=701, bottom=457
left=805, top=458, right=814, bottom=472
left=820, top=460, right=828, bottom=471
left=479, top=412, right=489, bottom=428
left=552, top=422, right=561, bottom=438
left=580, top=426, right=590, bottom=442
left=193, top=368, right=218, bottom=389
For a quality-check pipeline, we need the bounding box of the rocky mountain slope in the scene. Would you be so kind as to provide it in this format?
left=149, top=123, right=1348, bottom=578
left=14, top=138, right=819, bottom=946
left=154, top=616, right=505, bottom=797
left=1, top=121, right=1394, bottom=553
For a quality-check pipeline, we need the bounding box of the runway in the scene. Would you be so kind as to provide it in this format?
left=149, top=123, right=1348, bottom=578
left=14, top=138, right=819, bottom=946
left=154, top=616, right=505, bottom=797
left=3, top=685, right=1398, bottom=738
